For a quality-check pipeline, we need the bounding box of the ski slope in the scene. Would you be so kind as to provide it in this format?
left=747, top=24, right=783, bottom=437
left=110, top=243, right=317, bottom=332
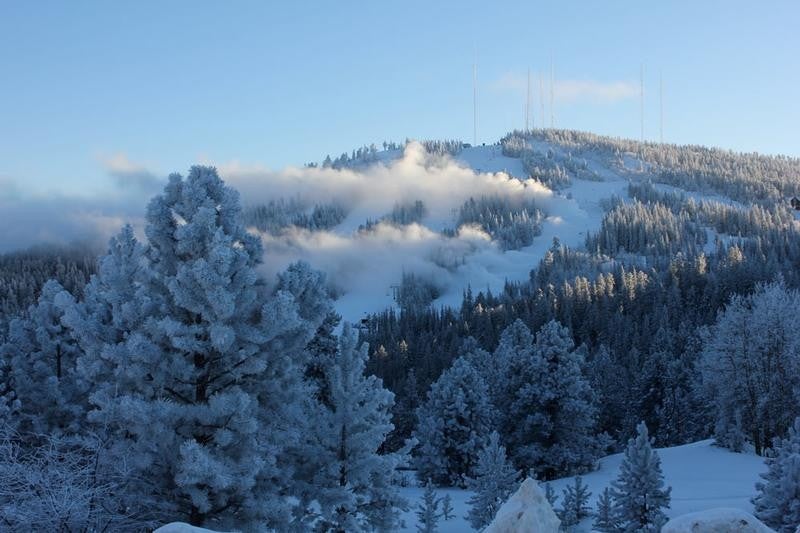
left=251, top=141, right=745, bottom=323
left=398, top=439, right=767, bottom=532
left=322, top=143, right=631, bottom=322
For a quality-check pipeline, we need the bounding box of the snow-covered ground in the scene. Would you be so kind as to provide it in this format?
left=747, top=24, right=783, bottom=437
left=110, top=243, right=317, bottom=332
left=398, top=439, right=766, bottom=532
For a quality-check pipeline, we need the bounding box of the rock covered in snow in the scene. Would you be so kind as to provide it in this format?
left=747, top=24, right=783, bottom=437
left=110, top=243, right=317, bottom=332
left=483, top=477, right=561, bottom=533
left=662, top=508, right=775, bottom=533
left=154, top=523, right=234, bottom=533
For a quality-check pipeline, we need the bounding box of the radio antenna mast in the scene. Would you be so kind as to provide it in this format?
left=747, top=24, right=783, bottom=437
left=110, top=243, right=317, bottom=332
left=640, top=63, right=645, bottom=142
left=526, top=68, right=531, bottom=131
left=472, top=50, right=478, bottom=146
left=539, top=72, right=545, bottom=130
left=550, top=55, right=555, bottom=128
left=659, top=70, right=664, bottom=143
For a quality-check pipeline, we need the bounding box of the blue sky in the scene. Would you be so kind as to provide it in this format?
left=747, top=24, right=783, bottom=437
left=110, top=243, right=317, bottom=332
left=1, top=0, right=797, bottom=195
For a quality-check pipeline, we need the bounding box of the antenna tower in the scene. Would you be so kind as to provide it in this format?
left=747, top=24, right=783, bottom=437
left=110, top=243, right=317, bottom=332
left=526, top=68, right=531, bottom=131
left=539, top=73, right=544, bottom=130
left=550, top=56, right=555, bottom=128
left=640, top=64, right=645, bottom=142
left=473, top=55, right=477, bottom=145
left=659, top=70, right=664, bottom=143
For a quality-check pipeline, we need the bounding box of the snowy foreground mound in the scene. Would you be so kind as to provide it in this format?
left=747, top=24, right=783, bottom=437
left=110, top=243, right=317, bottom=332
left=400, top=439, right=767, bottom=532
left=154, top=523, right=232, bottom=533
left=662, top=508, right=774, bottom=532
left=484, top=478, right=561, bottom=533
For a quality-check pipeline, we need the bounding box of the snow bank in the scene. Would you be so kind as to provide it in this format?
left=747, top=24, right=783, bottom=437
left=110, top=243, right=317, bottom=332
left=483, top=477, right=560, bottom=533
left=662, top=508, right=774, bottom=533
left=154, top=523, right=234, bottom=533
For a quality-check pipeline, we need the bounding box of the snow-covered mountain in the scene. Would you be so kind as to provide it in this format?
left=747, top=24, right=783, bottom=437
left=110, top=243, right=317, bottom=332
left=237, top=132, right=787, bottom=324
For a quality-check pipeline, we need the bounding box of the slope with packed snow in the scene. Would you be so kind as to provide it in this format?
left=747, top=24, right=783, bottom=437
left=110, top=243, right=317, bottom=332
left=398, top=439, right=766, bottom=532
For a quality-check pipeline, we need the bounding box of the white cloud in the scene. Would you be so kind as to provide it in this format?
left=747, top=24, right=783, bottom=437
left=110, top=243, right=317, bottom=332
left=219, top=142, right=551, bottom=223
left=99, top=152, right=162, bottom=193
left=490, top=71, right=637, bottom=104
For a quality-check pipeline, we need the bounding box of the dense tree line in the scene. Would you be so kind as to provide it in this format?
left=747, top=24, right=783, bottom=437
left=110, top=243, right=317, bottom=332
left=446, top=196, right=544, bottom=250
left=358, top=200, right=428, bottom=233
left=0, top=245, right=97, bottom=326
left=243, top=198, right=348, bottom=234
left=510, top=128, right=800, bottom=204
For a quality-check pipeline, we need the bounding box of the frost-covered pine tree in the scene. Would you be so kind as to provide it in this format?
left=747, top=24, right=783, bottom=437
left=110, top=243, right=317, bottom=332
left=441, top=494, right=453, bottom=521
left=501, top=319, right=599, bottom=478
left=465, top=431, right=520, bottom=530
left=559, top=476, right=592, bottom=528
left=85, top=167, right=330, bottom=529
left=1, top=279, right=85, bottom=435
left=701, top=280, right=800, bottom=455
left=414, top=357, right=494, bottom=487
left=416, top=479, right=440, bottom=533
left=594, top=487, right=619, bottom=532
left=544, top=482, right=559, bottom=508
left=295, top=323, right=409, bottom=532
left=753, top=417, right=800, bottom=532
left=59, top=225, right=149, bottom=417
left=491, top=319, right=534, bottom=410
left=611, top=422, right=671, bottom=532
left=303, top=310, right=341, bottom=407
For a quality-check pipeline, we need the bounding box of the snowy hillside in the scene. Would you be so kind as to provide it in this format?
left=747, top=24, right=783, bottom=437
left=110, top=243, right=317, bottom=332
left=398, top=439, right=767, bottom=532
left=233, top=141, right=636, bottom=323
left=233, top=136, right=766, bottom=324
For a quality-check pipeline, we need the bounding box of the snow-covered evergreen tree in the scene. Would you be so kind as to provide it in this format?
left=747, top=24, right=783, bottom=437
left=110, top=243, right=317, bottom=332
left=544, top=482, right=558, bottom=508
left=611, top=422, right=671, bottom=532
left=82, top=167, right=330, bottom=530
left=416, top=479, right=440, bottom=533
left=560, top=476, right=592, bottom=527
left=60, top=225, right=149, bottom=419
left=753, top=417, right=800, bottom=532
left=593, top=487, right=619, bottom=532
left=414, top=356, right=495, bottom=487
left=465, top=431, right=520, bottom=530
left=295, top=323, right=409, bottom=532
left=490, top=319, right=534, bottom=409
left=499, top=319, right=599, bottom=478
left=1, top=279, right=84, bottom=435
left=303, top=310, right=341, bottom=407
left=441, top=494, right=453, bottom=521
left=701, top=280, right=800, bottom=455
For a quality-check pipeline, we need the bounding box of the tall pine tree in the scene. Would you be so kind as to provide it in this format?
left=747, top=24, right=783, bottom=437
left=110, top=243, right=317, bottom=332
left=83, top=167, right=330, bottom=529
left=501, top=320, right=599, bottom=479
left=753, top=417, right=800, bottom=532
left=1, top=279, right=84, bottom=435
left=295, top=323, right=409, bottom=532
left=465, top=431, right=520, bottom=530
left=611, top=422, right=671, bottom=532
left=414, top=357, right=494, bottom=487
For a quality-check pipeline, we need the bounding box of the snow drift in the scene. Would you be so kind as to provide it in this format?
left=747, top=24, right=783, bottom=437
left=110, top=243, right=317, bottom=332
left=662, top=508, right=775, bottom=533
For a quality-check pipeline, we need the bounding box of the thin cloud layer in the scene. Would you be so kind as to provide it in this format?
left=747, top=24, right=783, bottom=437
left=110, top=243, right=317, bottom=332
left=491, top=71, right=637, bottom=104
left=220, top=142, right=551, bottom=222
left=100, top=153, right=163, bottom=195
